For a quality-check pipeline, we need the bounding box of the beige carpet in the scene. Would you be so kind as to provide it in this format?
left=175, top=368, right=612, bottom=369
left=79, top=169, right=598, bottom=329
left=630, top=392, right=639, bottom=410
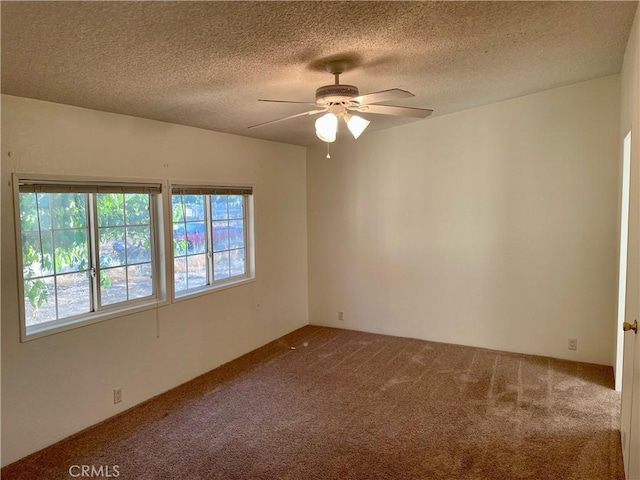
left=2, top=326, right=624, bottom=479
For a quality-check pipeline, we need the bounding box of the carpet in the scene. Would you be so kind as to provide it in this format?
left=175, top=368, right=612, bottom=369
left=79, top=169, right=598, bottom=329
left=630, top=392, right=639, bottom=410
left=1, top=325, right=624, bottom=479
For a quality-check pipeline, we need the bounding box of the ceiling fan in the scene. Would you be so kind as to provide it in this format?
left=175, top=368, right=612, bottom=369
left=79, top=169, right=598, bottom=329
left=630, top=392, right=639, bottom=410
left=249, top=60, right=433, bottom=144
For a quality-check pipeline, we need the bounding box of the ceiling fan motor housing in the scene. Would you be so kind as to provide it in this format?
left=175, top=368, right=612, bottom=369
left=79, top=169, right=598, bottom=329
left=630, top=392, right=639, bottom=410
left=315, top=84, right=359, bottom=106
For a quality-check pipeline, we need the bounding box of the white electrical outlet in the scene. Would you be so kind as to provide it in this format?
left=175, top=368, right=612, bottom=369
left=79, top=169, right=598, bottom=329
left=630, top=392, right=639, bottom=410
left=338, top=311, right=344, bottom=321
left=114, top=387, right=123, bottom=404
left=568, top=338, right=577, bottom=351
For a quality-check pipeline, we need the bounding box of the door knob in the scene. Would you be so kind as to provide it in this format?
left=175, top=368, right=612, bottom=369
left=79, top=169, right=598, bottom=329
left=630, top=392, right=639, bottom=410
left=623, top=320, right=638, bottom=334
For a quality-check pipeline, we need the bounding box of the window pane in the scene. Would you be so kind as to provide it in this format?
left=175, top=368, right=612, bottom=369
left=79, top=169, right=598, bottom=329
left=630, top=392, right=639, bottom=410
left=20, top=193, right=52, bottom=232
left=37, top=193, right=52, bottom=230
left=19, top=193, right=39, bottom=232
left=185, top=222, right=206, bottom=254
left=173, top=195, right=206, bottom=258
left=173, top=225, right=188, bottom=257
left=172, top=195, right=186, bottom=223
left=52, top=193, right=87, bottom=229
left=228, top=219, right=244, bottom=249
left=21, top=232, right=40, bottom=278
left=174, top=257, right=188, bottom=293
left=56, top=272, right=91, bottom=318
left=125, top=193, right=150, bottom=225
left=97, top=193, right=125, bottom=227
left=228, top=195, right=243, bottom=219
left=126, top=226, right=152, bottom=264
left=23, top=277, right=56, bottom=326
left=212, top=195, right=228, bottom=220
left=183, top=195, right=205, bottom=222
left=54, top=229, right=89, bottom=273
left=213, top=251, right=230, bottom=281
left=187, top=254, right=208, bottom=289
left=22, top=230, right=54, bottom=278
left=100, top=267, right=128, bottom=306
left=99, top=227, right=125, bottom=268
left=213, top=221, right=229, bottom=252
left=230, top=248, right=245, bottom=277
left=128, top=263, right=153, bottom=300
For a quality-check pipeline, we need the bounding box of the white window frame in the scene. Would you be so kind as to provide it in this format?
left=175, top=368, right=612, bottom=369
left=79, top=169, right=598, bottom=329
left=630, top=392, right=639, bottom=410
left=13, top=174, right=169, bottom=341
left=170, top=183, right=255, bottom=301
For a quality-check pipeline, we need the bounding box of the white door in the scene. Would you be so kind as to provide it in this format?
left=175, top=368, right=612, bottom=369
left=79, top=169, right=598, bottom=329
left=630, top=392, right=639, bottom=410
left=628, top=337, right=639, bottom=479
left=621, top=320, right=638, bottom=479
left=620, top=128, right=639, bottom=479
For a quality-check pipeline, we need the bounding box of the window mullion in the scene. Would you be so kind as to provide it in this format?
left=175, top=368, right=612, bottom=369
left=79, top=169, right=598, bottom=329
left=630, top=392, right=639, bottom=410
left=205, top=195, right=213, bottom=285
left=89, top=193, right=101, bottom=312
left=49, top=195, right=61, bottom=321
left=243, top=195, right=249, bottom=275
left=181, top=194, right=189, bottom=290
left=150, top=194, right=158, bottom=298
left=123, top=195, right=130, bottom=301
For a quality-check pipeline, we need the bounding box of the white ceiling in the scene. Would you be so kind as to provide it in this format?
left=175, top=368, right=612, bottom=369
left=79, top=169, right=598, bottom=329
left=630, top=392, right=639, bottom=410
left=2, top=1, right=638, bottom=146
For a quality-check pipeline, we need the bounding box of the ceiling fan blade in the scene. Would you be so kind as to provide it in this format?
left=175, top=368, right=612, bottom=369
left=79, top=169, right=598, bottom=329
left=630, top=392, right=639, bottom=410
left=248, top=109, right=326, bottom=129
left=355, top=104, right=433, bottom=118
left=259, top=99, right=316, bottom=105
left=350, top=88, right=414, bottom=105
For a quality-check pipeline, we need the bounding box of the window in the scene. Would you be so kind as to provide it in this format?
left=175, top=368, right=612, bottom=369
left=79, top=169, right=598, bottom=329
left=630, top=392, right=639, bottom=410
left=171, top=185, right=253, bottom=297
left=17, top=179, right=163, bottom=338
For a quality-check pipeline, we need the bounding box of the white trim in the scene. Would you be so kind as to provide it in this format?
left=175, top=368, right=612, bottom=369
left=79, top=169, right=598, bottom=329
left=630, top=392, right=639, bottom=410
left=615, top=131, right=632, bottom=391
left=172, top=277, right=256, bottom=304
left=12, top=173, right=256, bottom=340
left=13, top=173, right=168, bottom=342
left=168, top=183, right=256, bottom=302
left=23, top=299, right=170, bottom=342
left=13, top=173, right=29, bottom=341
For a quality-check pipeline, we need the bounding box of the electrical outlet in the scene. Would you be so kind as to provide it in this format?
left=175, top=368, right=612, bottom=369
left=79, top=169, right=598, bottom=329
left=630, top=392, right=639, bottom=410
left=338, top=311, right=344, bottom=321
left=568, top=338, right=577, bottom=351
left=114, top=387, right=123, bottom=404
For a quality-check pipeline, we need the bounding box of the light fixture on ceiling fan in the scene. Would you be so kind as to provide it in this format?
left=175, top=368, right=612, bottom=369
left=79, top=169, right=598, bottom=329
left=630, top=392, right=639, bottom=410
left=309, top=69, right=372, bottom=142
left=313, top=108, right=370, bottom=143
left=249, top=60, right=433, bottom=149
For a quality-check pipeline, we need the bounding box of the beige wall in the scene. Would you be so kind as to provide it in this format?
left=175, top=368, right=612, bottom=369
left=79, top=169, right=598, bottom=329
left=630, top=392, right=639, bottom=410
left=0, top=72, right=626, bottom=466
left=307, top=75, right=621, bottom=366
left=0, top=95, right=309, bottom=465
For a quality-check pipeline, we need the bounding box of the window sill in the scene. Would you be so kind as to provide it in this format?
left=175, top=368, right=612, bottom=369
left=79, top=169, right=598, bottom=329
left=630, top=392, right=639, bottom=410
left=172, top=276, right=256, bottom=303
left=22, top=299, right=169, bottom=342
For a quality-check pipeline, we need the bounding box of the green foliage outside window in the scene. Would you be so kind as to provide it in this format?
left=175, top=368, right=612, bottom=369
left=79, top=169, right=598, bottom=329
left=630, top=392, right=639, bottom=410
left=19, top=191, right=153, bottom=320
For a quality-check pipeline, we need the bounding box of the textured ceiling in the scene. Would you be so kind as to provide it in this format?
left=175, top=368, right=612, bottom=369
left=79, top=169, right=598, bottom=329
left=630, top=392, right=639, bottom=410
left=2, top=1, right=638, bottom=146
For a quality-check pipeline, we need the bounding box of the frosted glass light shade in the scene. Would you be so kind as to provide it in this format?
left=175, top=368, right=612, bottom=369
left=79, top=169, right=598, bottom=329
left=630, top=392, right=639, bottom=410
left=345, top=114, right=370, bottom=139
left=315, top=113, right=338, bottom=143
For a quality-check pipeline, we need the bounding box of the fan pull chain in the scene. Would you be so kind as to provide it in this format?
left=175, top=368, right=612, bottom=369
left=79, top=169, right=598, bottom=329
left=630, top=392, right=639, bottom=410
left=326, top=142, right=331, bottom=159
